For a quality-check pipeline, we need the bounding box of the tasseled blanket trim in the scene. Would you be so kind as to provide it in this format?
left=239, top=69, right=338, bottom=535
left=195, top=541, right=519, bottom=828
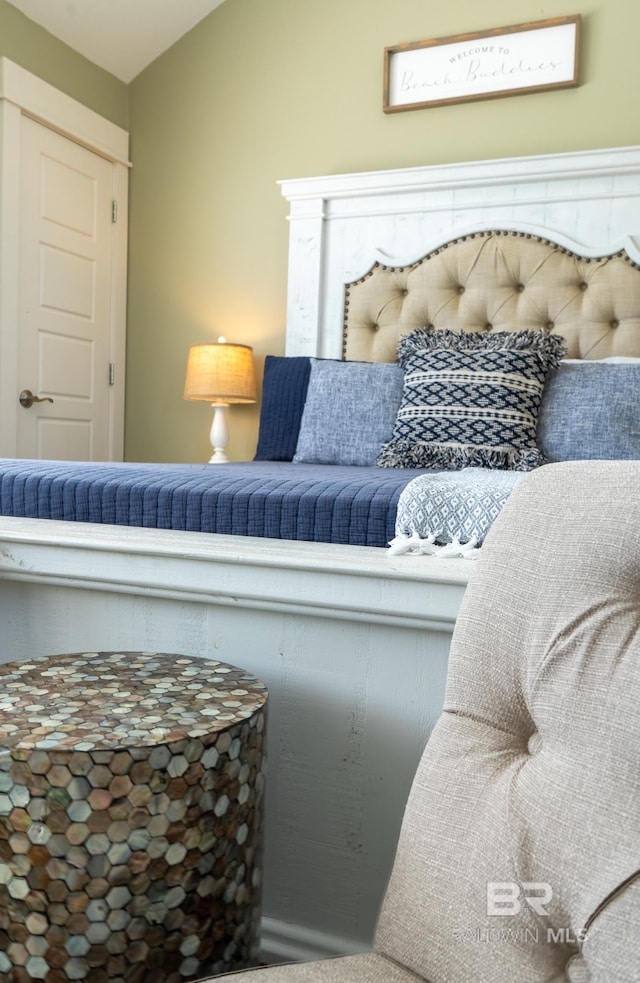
left=388, top=532, right=481, bottom=560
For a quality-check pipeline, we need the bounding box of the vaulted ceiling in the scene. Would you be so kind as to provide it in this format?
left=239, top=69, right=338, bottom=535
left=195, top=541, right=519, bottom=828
left=5, top=0, right=227, bottom=82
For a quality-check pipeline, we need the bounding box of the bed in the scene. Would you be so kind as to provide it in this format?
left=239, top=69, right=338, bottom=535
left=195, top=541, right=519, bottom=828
left=1, top=144, right=640, bottom=964
left=3, top=227, right=640, bottom=550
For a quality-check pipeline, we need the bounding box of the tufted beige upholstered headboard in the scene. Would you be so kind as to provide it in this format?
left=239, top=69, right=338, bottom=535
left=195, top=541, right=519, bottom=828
left=343, top=230, right=640, bottom=362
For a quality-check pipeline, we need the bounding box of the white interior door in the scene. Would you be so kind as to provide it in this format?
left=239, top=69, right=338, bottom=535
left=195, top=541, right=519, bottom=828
left=17, top=115, right=116, bottom=461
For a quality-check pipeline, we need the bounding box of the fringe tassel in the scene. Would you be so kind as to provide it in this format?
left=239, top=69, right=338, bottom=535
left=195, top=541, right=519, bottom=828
left=388, top=533, right=481, bottom=560
left=377, top=439, right=545, bottom=472
left=397, top=327, right=566, bottom=366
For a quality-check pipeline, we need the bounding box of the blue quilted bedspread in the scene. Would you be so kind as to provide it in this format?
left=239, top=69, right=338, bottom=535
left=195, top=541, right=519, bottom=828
left=0, top=459, right=431, bottom=548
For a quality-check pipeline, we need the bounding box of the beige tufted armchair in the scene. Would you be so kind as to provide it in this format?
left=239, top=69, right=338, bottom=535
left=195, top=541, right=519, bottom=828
left=202, top=461, right=640, bottom=982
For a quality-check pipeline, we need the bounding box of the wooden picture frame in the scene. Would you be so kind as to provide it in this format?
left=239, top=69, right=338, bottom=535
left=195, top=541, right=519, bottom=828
left=383, top=16, right=580, bottom=113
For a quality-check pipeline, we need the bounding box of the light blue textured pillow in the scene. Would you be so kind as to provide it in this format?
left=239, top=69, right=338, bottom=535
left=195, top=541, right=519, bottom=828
left=293, top=358, right=405, bottom=466
left=538, top=361, right=640, bottom=461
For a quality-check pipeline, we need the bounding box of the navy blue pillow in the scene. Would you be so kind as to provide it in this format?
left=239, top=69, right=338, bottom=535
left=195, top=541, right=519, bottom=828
left=254, top=356, right=311, bottom=461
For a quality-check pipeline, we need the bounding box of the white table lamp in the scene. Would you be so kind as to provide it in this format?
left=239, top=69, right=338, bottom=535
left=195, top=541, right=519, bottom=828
left=183, top=337, right=257, bottom=463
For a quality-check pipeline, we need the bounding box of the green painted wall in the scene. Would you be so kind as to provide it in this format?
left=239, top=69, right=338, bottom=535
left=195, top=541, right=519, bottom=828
left=0, top=0, right=128, bottom=128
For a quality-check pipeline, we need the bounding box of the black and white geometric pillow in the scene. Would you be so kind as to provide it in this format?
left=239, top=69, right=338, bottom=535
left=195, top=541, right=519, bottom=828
left=378, top=328, right=566, bottom=471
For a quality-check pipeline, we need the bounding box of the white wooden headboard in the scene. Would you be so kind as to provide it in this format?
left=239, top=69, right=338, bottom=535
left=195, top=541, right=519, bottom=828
left=279, top=145, right=640, bottom=359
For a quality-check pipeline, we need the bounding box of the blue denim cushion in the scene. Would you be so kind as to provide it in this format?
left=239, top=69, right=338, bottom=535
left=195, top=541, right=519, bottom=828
left=538, top=361, right=640, bottom=461
left=254, top=355, right=311, bottom=461
left=293, top=358, right=405, bottom=466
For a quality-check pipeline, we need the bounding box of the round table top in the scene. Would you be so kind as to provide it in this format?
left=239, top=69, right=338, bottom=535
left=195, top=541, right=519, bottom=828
left=0, top=651, right=267, bottom=752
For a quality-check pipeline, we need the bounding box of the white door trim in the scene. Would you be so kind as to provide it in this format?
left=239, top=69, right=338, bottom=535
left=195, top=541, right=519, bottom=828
left=0, top=58, right=130, bottom=460
left=0, top=57, right=130, bottom=165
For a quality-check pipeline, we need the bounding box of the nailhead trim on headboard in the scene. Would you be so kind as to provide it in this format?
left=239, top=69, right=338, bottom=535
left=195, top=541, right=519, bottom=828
left=342, top=230, right=640, bottom=362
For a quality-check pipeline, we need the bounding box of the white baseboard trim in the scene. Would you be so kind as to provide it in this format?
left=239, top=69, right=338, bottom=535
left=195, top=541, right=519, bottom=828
left=260, top=916, right=370, bottom=966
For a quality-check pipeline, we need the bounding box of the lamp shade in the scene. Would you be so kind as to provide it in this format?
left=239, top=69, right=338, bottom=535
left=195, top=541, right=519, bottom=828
left=183, top=339, right=257, bottom=404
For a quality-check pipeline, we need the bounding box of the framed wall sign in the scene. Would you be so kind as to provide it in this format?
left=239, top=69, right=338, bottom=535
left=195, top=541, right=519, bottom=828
left=383, top=16, right=580, bottom=113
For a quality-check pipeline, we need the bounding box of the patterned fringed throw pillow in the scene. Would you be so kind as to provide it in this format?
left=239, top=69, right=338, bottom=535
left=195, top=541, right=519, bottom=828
left=378, top=328, right=566, bottom=471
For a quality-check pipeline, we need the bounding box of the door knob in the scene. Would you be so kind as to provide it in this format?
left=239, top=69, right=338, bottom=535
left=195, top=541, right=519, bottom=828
left=19, top=389, right=54, bottom=409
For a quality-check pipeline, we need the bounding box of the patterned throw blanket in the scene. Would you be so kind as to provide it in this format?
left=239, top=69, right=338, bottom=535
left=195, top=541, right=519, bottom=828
left=389, top=467, right=525, bottom=559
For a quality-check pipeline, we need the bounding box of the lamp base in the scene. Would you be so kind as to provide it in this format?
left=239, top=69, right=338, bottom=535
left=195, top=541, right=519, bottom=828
left=208, top=448, right=229, bottom=464
left=209, top=402, right=230, bottom=464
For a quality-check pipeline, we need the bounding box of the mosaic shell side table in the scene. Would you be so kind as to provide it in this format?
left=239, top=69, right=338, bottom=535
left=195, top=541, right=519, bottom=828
left=0, top=651, right=267, bottom=983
